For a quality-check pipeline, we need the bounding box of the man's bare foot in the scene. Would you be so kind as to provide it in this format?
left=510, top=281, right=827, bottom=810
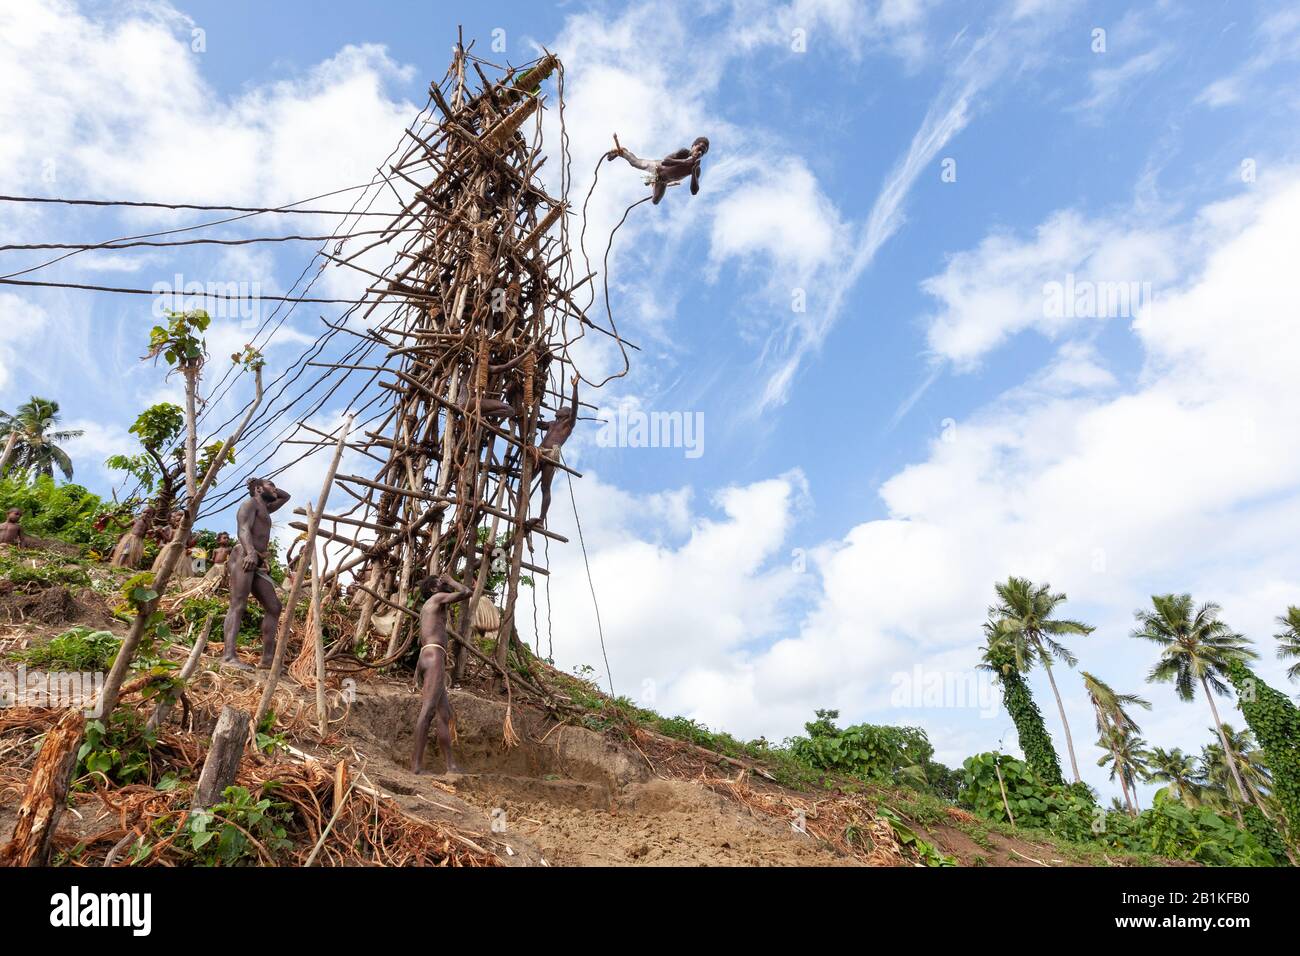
left=220, top=656, right=254, bottom=672
left=257, top=655, right=275, bottom=670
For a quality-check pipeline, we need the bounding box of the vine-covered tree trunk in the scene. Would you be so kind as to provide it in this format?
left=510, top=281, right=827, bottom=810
left=1225, top=659, right=1300, bottom=855
left=989, top=646, right=1065, bottom=788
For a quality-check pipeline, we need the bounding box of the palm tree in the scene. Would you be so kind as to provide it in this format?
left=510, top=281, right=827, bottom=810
left=1274, top=606, right=1300, bottom=683
left=1097, top=726, right=1149, bottom=812
left=1144, top=746, right=1204, bottom=807
left=0, top=397, right=83, bottom=481
left=1206, top=724, right=1276, bottom=815
left=1082, top=672, right=1151, bottom=814
left=989, top=577, right=1094, bottom=783
left=1133, top=594, right=1257, bottom=813
left=978, top=624, right=1066, bottom=786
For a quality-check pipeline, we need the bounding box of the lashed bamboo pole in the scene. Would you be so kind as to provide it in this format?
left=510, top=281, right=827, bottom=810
left=310, top=533, right=328, bottom=736
left=254, top=417, right=352, bottom=729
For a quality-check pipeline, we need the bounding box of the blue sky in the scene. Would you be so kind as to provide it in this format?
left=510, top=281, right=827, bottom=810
left=3, top=0, right=1300, bottom=804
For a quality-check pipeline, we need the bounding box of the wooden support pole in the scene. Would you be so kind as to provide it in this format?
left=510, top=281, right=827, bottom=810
left=192, top=705, right=251, bottom=810
left=309, top=521, right=329, bottom=737
left=254, top=417, right=353, bottom=729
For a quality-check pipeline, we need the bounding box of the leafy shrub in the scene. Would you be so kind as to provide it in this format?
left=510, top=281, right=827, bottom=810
left=76, top=709, right=157, bottom=785
left=1241, top=804, right=1289, bottom=865
left=961, top=752, right=1097, bottom=841
left=0, top=474, right=120, bottom=553
left=789, top=710, right=942, bottom=789
left=15, top=626, right=120, bottom=671
left=0, top=549, right=92, bottom=591
left=963, top=752, right=1274, bottom=865
left=184, top=786, right=291, bottom=866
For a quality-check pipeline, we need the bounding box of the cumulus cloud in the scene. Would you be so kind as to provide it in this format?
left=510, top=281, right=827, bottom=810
left=0, top=0, right=417, bottom=209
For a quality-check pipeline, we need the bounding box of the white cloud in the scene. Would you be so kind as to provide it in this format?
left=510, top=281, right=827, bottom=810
left=920, top=208, right=1183, bottom=367
left=518, top=470, right=810, bottom=715
left=1075, top=45, right=1170, bottom=116
left=1197, top=9, right=1300, bottom=110
left=753, top=4, right=1080, bottom=410
left=0, top=293, right=49, bottom=394
left=708, top=162, right=846, bottom=277
left=0, top=1, right=417, bottom=210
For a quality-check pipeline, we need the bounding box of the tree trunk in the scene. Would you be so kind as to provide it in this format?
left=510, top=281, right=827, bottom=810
left=183, top=366, right=198, bottom=501
left=192, top=706, right=249, bottom=809
left=0, top=430, right=19, bottom=475
left=1041, top=656, right=1082, bottom=783
left=0, top=708, right=84, bottom=865
left=993, top=756, right=1016, bottom=827
left=147, top=615, right=213, bottom=731
left=1112, top=748, right=1136, bottom=815
left=310, top=539, right=328, bottom=737
left=1202, top=676, right=1250, bottom=809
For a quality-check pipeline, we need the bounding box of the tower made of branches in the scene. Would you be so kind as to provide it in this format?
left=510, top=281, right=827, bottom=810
left=311, top=47, right=599, bottom=679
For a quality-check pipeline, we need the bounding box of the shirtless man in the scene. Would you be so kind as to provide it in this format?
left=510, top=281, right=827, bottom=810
left=0, top=508, right=24, bottom=547
left=528, top=373, right=580, bottom=529
left=606, top=135, right=710, bottom=204
left=221, top=478, right=291, bottom=670
left=411, top=573, right=471, bottom=775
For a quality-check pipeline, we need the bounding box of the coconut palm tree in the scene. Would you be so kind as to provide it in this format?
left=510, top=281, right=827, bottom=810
left=978, top=624, right=1066, bottom=786
left=1143, top=746, right=1204, bottom=808
left=1274, top=606, right=1300, bottom=683
left=0, top=397, right=83, bottom=481
left=1097, top=726, right=1149, bottom=812
left=1133, top=594, right=1257, bottom=813
left=989, top=577, right=1094, bottom=783
left=1205, top=724, right=1276, bottom=816
left=1082, top=672, right=1151, bottom=814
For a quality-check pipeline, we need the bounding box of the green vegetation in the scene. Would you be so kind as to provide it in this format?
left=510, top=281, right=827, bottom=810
left=1134, top=594, right=1258, bottom=814
left=961, top=751, right=1279, bottom=865
left=789, top=709, right=956, bottom=792
left=1225, top=658, right=1300, bottom=850
left=77, top=709, right=158, bottom=786
left=14, top=626, right=120, bottom=671
left=0, top=546, right=92, bottom=591
left=1274, top=606, right=1300, bottom=683
left=0, top=473, right=122, bottom=553
left=0, top=396, right=84, bottom=481
left=987, top=577, right=1093, bottom=783
left=980, top=635, right=1065, bottom=787
left=174, top=786, right=291, bottom=867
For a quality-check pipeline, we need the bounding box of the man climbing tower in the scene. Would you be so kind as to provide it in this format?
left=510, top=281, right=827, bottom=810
left=528, top=372, right=580, bottom=529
